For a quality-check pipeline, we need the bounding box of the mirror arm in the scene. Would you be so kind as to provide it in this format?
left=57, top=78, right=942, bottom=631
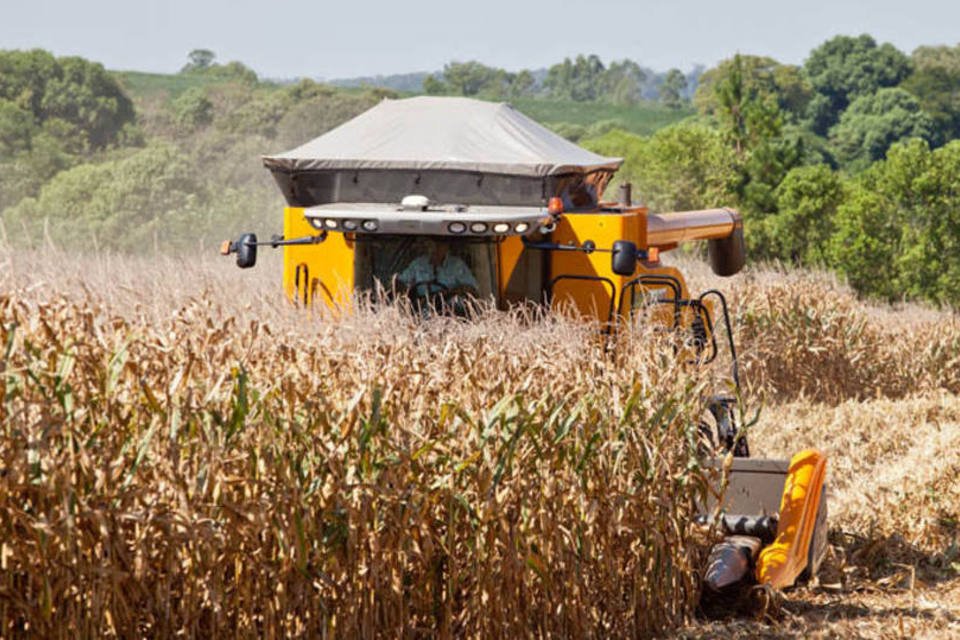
left=521, top=238, right=596, bottom=253
left=260, top=232, right=327, bottom=248
left=521, top=237, right=650, bottom=259
left=221, top=232, right=327, bottom=256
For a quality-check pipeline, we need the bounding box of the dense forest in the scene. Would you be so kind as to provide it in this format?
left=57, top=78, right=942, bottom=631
left=2, top=38, right=960, bottom=306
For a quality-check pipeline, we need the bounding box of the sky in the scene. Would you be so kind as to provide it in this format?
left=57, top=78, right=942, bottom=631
left=2, top=0, right=959, bottom=79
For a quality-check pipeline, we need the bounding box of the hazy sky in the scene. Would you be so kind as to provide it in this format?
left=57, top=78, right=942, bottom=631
left=3, top=0, right=959, bottom=79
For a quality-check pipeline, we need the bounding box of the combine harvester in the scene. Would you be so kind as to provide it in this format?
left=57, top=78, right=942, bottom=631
left=222, top=96, right=828, bottom=602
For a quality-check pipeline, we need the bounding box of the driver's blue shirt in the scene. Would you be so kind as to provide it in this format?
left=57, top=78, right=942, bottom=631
left=398, top=255, right=479, bottom=292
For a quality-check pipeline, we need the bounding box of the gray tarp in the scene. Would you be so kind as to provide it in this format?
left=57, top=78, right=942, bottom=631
left=262, top=96, right=623, bottom=177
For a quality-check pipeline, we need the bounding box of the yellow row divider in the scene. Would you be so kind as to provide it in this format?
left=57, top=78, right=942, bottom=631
left=755, top=449, right=828, bottom=589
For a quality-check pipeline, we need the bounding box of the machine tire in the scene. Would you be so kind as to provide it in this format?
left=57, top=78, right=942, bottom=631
left=696, top=412, right=723, bottom=457
left=697, top=398, right=746, bottom=457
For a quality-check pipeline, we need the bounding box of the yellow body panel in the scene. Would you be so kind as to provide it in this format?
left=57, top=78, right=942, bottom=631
left=497, top=235, right=525, bottom=304
left=283, top=207, right=354, bottom=309
left=550, top=211, right=643, bottom=320
left=755, top=449, right=828, bottom=588
left=549, top=210, right=697, bottom=328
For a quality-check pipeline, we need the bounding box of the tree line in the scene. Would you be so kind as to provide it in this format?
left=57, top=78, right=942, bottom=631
left=422, top=55, right=695, bottom=108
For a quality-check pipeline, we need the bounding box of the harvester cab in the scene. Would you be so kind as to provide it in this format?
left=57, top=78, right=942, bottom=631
left=222, top=96, right=828, bottom=602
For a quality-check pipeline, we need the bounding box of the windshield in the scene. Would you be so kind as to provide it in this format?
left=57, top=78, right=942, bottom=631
left=354, top=235, right=498, bottom=306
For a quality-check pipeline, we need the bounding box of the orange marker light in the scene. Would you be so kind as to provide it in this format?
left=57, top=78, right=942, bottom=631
left=647, top=246, right=660, bottom=263
left=548, top=197, right=564, bottom=216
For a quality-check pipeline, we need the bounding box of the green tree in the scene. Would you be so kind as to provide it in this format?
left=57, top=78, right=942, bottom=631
left=739, top=132, right=803, bottom=219
left=274, top=90, right=384, bottom=148
left=6, top=143, right=203, bottom=249
left=283, top=78, right=336, bottom=102
left=0, top=50, right=134, bottom=150
left=696, top=55, right=805, bottom=222
left=902, top=45, right=960, bottom=142
left=756, top=164, right=845, bottom=264
left=44, top=56, right=136, bottom=149
left=602, top=59, right=645, bottom=105
left=172, top=87, right=214, bottom=131
left=423, top=61, right=534, bottom=99
left=659, top=69, right=687, bottom=109
left=829, top=186, right=902, bottom=299
left=182, top=49, right=216, bottom=72
left=216, top=88, right=291, bottom=138
left=509, top=70, right=536, bottom=98
left=423, top=74, right=446, bottom=95
left=695, top=55, right=812, bottom=121
left=180, top=50, right=257, bottom=84
left=828, top=138, right=960, bottom=305
left=545, top=54, right=606, bottom=101
left=0, top=49, right=59, bottom=117
left=895, top=141, right=960, bottom=304
left=829, top=87, right=935, bottom=170
left=707, top=55, right=784, bottom=156
left=442, top=61, right=505, bottom=96
left=584, top=123, right=736, bottom=212
left=0, top=101, right=36, bottom=158
left=0, top=129, right=74, bottom=211
left=804, top=35, right=912, bottom=134
left=203, top=60, right=259, bottom=84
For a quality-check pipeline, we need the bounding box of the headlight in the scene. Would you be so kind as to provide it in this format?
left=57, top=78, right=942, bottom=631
left=514, top=222, right=529, bottom=233
left=448, top=221, right=466, bottom=234
left=324, top=218, right=339, bottom=229
left=492, top=223, right=510, bottom=234
left=342, top=219, right=358, bottom=231
left=470, top=222, right=488, bottom=233
left=361, top=220, right=379, bottom=232
left=308, top=217, right=324, bottom=230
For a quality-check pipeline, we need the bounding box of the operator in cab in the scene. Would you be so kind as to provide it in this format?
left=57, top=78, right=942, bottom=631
left=399, top=242, right=479, bottom=297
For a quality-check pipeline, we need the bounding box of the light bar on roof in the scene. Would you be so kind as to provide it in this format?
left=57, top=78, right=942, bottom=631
left=302, top=202, right=552, bottom=237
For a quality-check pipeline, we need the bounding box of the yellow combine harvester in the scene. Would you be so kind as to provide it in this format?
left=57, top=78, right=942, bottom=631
left=222, top=96, right=828, bottom=598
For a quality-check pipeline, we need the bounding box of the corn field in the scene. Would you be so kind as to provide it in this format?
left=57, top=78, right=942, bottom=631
left=1, top=248, right=959, bottom=638
left=0, top=249, right=724, bottom=638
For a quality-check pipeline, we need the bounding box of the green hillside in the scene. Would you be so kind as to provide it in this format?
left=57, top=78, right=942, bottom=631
left=112, top=69, right=688, bottom=138
left=113, top=70, right=241, bottom=101
left=511, top=97, right=693, bottom=136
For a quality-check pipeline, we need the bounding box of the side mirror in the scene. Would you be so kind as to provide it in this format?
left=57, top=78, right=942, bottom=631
left=611, top=240, right=638, bottom=276
left=236, top=233, right=257, bottom=269
left=708, top=223, right=745, bottom=277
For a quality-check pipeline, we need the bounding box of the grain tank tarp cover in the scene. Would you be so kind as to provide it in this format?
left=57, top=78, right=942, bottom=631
left=262, top=96, right=623, bottom=208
